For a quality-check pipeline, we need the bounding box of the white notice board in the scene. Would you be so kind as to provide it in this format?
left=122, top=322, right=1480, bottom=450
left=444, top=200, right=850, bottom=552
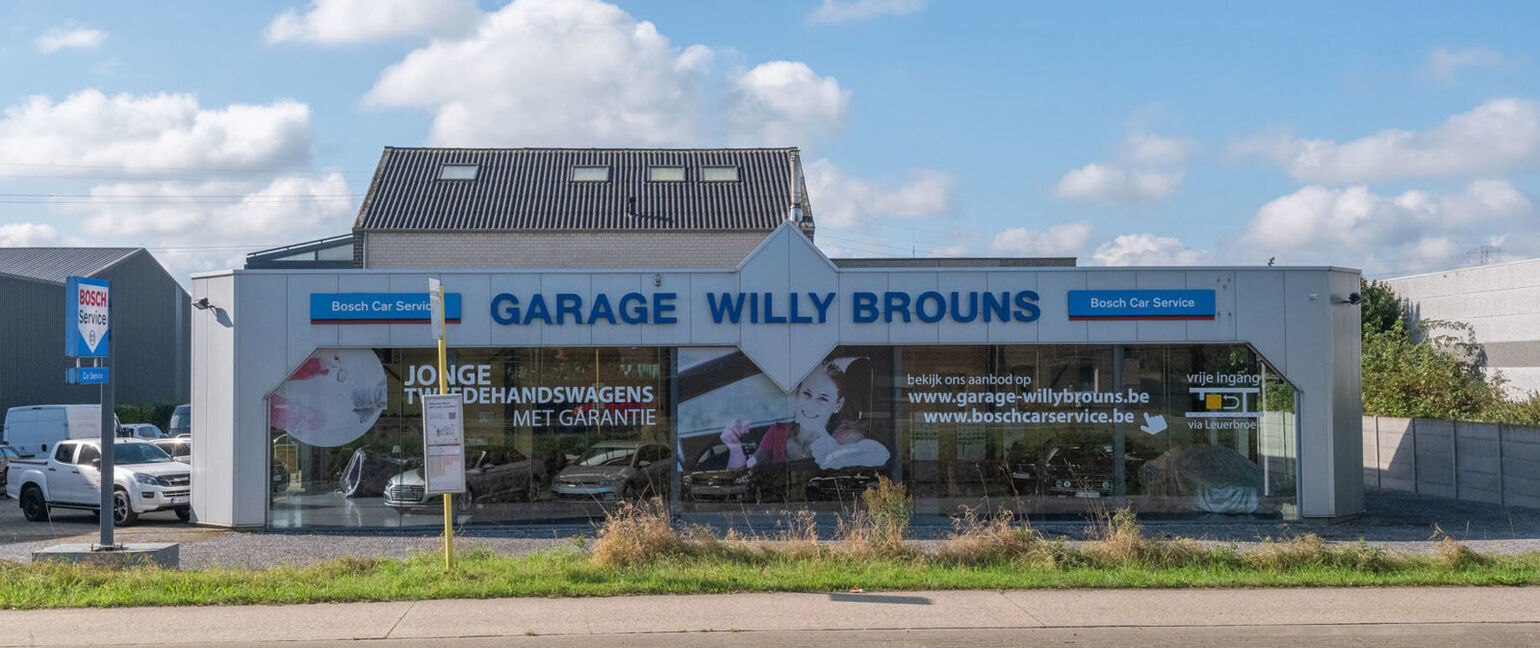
left=421, top=393, right=466, bottom=495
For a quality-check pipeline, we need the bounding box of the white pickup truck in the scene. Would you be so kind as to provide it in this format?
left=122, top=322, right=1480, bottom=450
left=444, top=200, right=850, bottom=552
left=4, top=438, right=191, bottom=525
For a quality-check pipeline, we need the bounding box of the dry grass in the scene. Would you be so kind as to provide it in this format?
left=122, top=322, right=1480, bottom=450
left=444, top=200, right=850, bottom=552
left=589, top=499, right=684, bottom=567
left=932, top=508, right=1068, bottom=568
left=1081, top=508, right=1206, bottom=568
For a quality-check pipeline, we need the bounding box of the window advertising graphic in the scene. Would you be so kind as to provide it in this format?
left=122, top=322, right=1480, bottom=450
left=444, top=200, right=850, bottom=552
left=268, top=347, right=669, bottom=528
left=678, top=347, right=894, bottom=508
left=896, top=344, right=1296, bottom=517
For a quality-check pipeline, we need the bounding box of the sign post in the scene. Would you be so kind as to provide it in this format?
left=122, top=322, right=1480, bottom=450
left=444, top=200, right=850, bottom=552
left=66, top=277, right=114, bottom=549
left=424, top=278, right=463, bottom=570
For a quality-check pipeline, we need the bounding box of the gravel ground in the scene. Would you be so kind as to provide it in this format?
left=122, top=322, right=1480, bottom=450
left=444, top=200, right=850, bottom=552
left=4, top=489, right=1539, bottom=568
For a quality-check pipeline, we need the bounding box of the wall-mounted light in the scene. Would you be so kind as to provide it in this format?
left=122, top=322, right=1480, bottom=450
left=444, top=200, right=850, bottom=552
left=1331, top=292, right=1363, bottom=306
left=192, top=297, right=214, bottom=310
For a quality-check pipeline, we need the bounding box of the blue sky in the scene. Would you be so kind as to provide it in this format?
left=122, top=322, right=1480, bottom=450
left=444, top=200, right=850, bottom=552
left=2, top=0, right=1538, bottom=281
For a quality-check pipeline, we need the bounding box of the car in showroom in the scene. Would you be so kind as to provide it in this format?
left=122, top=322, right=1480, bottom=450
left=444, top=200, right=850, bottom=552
left=681, top=440, right=758, bottom=501
left=551, top=440, right=671, bottom=501
left=384, top=446, right=546, bottom=511
left=1008, top=444, right=1129, bottom=498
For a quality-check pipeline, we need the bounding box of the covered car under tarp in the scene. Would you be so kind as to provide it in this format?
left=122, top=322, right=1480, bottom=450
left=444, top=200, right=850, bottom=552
left=1139, top=444, right=1264, bottom=514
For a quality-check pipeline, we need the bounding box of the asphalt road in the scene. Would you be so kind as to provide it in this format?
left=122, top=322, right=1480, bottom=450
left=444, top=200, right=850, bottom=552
left=36, top=624, right=1540, bottom=648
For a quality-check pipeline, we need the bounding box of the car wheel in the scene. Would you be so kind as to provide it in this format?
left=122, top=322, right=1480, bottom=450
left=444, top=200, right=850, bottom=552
left=522, top=477, right=544, bottom=502
left=750, top=485, right=765, bottom=505
left=20, top=485, right=47, bottom=522
left=621, top=483, right=638, bottom=500
left=112, top=489, right=139, bottom=526
left=175, top=506, right=191, bottom=522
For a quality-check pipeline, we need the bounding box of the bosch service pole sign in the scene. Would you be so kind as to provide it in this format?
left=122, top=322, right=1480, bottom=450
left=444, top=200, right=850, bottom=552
left=66, top=276, right=118, bottom=548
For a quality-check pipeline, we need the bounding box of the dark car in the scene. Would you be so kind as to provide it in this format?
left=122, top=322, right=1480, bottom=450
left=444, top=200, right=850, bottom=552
left=1009, top=444, right=1118, bottom=498
left=385, top=446, right=547, bottom=510
left=682, top=440, right=758, bottom=501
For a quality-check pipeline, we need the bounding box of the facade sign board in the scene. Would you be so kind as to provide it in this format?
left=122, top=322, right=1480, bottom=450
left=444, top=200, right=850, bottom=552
left=1066, top=289, right=1215, bottom=321
left=421, top=393, right=466, bottom=495
left=309, top=292, right=462, bottom=324
left=65, top=276, right=110, bottom=357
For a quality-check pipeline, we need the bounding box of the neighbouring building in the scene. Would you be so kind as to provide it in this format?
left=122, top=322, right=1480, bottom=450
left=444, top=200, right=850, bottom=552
left=1383, top=258, right=1540, bottom=397
left=192, top=147, right=1364, bottom=529
left=0, top=247, right=191, bottom=419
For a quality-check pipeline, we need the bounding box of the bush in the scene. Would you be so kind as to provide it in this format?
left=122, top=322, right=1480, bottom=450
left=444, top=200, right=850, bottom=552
left=934, top=508, right=1067, bottom=568
left=839, top=477, right=914, bottom=559
left=589, top=499, right=682, bottom=568
left=1082, top=508, right=1205, bottom=569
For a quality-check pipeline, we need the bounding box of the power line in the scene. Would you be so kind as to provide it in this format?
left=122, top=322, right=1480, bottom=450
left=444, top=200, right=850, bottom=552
left=0, top=161, right=371, bottom=175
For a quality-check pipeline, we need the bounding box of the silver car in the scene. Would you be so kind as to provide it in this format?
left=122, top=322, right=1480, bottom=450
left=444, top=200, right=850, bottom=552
left=552, top=441, right=671, bottom=501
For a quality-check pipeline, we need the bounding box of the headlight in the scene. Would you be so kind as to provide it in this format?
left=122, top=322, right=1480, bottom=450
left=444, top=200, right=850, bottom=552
left=133, top=473, right=167, bottom=486
left=734, top=474, right=751, bottom=485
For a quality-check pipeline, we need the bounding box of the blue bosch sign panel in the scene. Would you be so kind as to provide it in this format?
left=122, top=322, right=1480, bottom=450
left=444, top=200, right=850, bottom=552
left=310, top=293, right=462, bottom=324
left=67, top=367, right=110, bottom=385
left=1067, top=290, right=1215, bottom=321
left=65, top=276, right=110, bottom=358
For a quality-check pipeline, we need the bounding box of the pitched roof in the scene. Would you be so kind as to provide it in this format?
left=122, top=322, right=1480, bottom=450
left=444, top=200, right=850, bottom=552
left=354, top=147, right=813, bottom=231
left=0, top=248, right=139, bottom=284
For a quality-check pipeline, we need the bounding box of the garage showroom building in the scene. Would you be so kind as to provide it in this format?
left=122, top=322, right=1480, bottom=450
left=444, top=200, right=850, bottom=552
left=191, top=147, right=1364, bottom=529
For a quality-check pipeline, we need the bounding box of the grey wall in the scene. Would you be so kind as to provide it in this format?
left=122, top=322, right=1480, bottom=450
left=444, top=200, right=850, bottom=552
left=1363, top=416, right=1540, bottom=509
left=0, top=251, right=190, bottom=421
left=1384, top=259, right=1540, bottom=396
left=361, top=230, right=772, bottom=269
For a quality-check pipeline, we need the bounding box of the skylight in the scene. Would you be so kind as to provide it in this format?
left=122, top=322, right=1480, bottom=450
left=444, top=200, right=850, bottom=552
left=572, top=166, right=610, bottom=182
left=438, top=164, right=478, bottom=180
left=648, top=166, right=686, bottom=182
left=701, top=166, right=740, bottom=182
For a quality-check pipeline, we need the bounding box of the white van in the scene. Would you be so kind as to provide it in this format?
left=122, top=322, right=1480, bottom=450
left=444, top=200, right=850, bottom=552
left=1, top=405, right=121, bottom=458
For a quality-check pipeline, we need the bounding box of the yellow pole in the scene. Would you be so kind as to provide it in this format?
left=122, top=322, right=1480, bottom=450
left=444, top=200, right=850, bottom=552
left=437, top=283, right=452, bottom=571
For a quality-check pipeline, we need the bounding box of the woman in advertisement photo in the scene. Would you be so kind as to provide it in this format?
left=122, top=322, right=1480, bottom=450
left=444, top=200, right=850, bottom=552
left=718, top=357, right=890, bottom=473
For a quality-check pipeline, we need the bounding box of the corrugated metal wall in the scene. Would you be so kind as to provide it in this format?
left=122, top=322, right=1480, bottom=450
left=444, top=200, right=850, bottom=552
left=0, top=251, right=190, bottom=423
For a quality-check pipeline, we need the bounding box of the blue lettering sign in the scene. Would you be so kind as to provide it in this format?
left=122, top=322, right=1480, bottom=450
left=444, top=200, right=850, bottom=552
left=310, top=293, right=462, bottom=324
left=1066, top=290, right=1215, bottom=321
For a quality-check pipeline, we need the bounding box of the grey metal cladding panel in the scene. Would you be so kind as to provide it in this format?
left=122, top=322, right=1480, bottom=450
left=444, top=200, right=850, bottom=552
left=0, top=276, right=99, bottom=418
left=358, top=148, right=793, bottom=231
left=93, top=251, right=192, bottom=407
left=0, top=248, right=137, bottom=284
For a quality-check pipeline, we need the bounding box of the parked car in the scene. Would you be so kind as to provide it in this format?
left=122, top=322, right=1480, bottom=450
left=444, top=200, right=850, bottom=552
left=0, top=445, right=21, bottom=496
left=1, top=405, right=123, bottom=458
left=1009, top=444, right=1119, bottom=497
left=121, top=423, right=166, bottom=440
left=5, top=438, right=191, bottom=525
left=681, top=441, right=757, bottom=501
left=384, top=446, right=547, bottom=511
left=168, top=404, right=190, bottom=438
left=151, top=438, right=191, bottom=464
left=552, top=440, right=671, bottom=501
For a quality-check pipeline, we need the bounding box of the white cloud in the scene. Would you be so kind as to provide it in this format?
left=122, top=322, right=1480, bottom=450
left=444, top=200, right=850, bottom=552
left=1091, top=234, right=1210, bottom=266
left=988, top=223, right=1092, bottom=257
left=729, top=61, right=849, bottom=146
left=0, top=90, right=312, bottom=176
left=265, top=0, right=480, bottom=45
left=1233, top=98, right=1540, bottom=183
left=35, top=23, right=106, bottom=53
left=1120, top=132, right=1197, bottom=165
left=68, top=173, right=354, bottom=242
left=0, top=223, right=79, bottom=247
left=1238, top=180, right=1536, bottom=274
left=804, top=158, right=955, bottom=228
left=1054, top=163, right=1182, bottom=204
left=1426, top=46, right=1505, bottom=81
left=807, top=0, right=926, bottom=24
left=925, top=245, right=968, bottom=258
left=364, top=0, right=714, bottom=147
left=364, top=0, right=852, bottom=148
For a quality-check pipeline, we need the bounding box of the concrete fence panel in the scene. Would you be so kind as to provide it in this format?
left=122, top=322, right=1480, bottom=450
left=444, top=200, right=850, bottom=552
left=1366, top=416, right=1540, bottom=510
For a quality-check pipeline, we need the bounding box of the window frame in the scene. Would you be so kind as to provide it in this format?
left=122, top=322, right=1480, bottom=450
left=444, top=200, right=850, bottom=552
left=700, top=165, right=741, bottom=182
left=437, top=164, right=479, bottom=181
left=647, top=166, right=686, bottom=182
left=571, top=166, right=611, bottom=182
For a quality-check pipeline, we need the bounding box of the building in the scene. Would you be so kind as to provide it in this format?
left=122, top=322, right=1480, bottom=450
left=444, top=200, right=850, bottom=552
left=1383, top=258, right=1540, bottom=396
left=191, top=147, right=1364, bottom=529
left=0, top=247, right=191, bottom=419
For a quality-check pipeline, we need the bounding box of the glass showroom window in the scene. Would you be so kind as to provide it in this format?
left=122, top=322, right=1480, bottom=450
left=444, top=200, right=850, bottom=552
left=895, top=344, right=1297, bottom=519
left=269, top=346, right=671, bottom=528
left=677, top=346, right=896, bottom=513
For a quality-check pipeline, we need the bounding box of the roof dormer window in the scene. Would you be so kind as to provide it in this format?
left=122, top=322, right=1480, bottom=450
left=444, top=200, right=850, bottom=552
left=648, top=166, right=686, bottom=182
left=572, top=166, right=610, bottom=182
left=438, top=164, right=478, bottom=180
